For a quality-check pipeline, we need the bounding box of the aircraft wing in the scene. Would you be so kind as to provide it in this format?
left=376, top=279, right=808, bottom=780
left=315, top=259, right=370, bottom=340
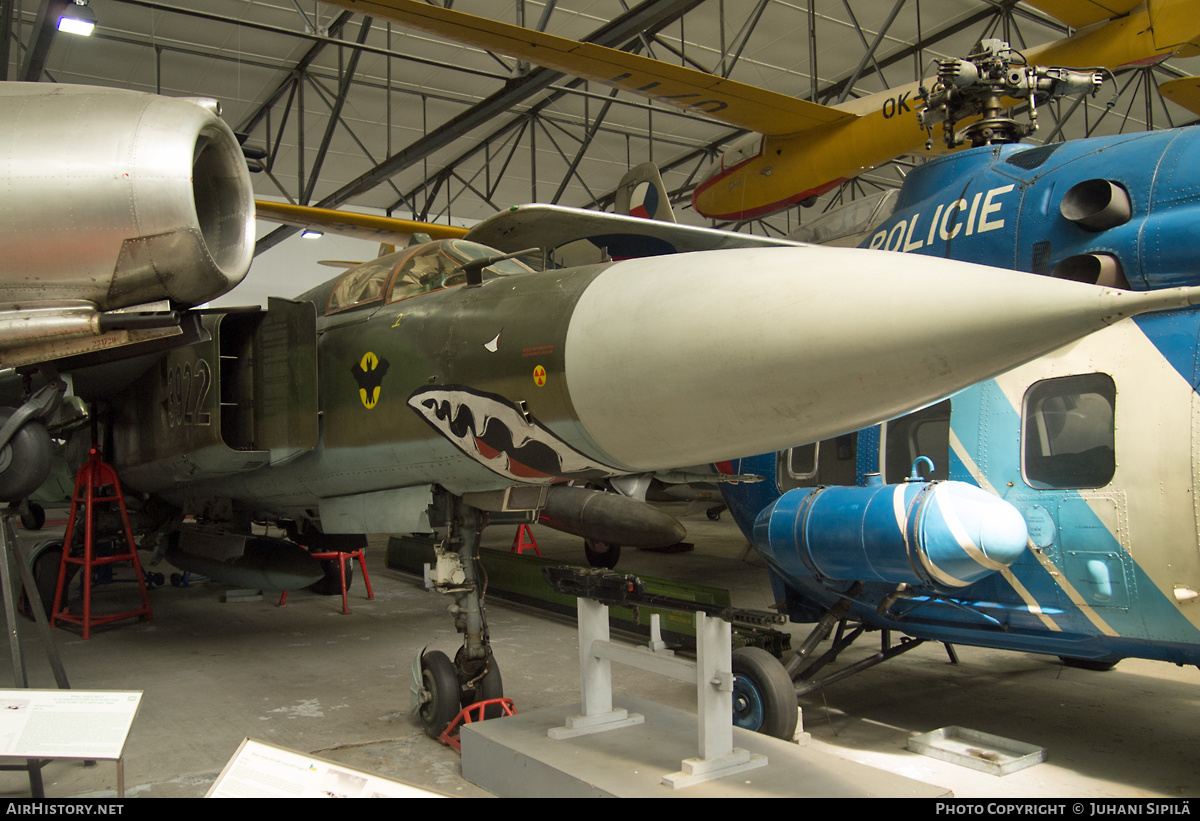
left=256, top=200, right=802, bottom=264
left=1020, top=0, right=1143, bottom=29
left=321, top=0, right=852, bottom=136
left=464, top=204, right=803, bottom=258
left=254, top=201, right=469, bottom=246
left=1157, top=75, right=1200, bottom=117
left=1023, top=0, right=1200, bottom=64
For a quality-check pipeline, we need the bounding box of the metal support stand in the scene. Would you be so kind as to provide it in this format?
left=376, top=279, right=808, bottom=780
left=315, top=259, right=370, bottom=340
left=51, top=448, right=153, bottom=639
left=0, top=509, right=72, bottom=797
left=550, top=598, right=767, bottom=789
left=278, top=548, right=374, bottom=613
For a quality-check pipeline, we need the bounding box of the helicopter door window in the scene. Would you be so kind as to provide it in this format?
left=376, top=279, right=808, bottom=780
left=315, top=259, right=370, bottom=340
left=777, top=442, right=819, bottom=491
left=776, top=433, right=857, bottom=491
left=883, top=400, right=951, bottom=483
left=1023, top=373, right=1116, bottom=489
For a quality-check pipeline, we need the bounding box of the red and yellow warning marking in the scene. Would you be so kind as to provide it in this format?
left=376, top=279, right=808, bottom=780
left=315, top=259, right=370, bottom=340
left=533, top=365, right=547, bottom=386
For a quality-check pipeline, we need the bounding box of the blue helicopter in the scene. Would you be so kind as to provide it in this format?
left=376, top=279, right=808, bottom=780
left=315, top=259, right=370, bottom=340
left=718, top=41, right=1200, bottom=735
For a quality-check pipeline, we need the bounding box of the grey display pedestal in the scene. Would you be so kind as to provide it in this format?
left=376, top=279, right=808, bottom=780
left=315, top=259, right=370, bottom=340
left=460, top=598, right=950, bottom=798
left=461, top=695, right=951, bottom=798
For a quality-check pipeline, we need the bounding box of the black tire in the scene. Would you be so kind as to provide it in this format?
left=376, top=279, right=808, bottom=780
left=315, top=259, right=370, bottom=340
left=20, top=502, right=46, bottom=531
left=584, top=538, right=620, bottom=569
left=418, top=650, right=461, bottom=739
left=731, top=647, right=797, bottom=740
left=24, top=540, right=73, bottom=620
left=1059, top=656, right=1119, bottom=672
left=309, top=552, right=354, bottom=596
left=0, top=413, right=52, bottom=503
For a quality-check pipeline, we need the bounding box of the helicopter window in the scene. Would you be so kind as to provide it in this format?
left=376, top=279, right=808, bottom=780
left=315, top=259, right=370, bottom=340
left=778, top=442, right=819, bottom=488
left=883, top=400, right=951, bottom=483
left=326, top=254, right=402, bottom=314
left=1023, top=373, right=1115, bottom=489
left=776, top=433, right=857, bottom=492
left=386, top=239, right=532, bottom=303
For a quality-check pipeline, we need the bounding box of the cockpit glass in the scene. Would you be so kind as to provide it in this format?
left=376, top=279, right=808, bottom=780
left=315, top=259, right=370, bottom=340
left=326, top=252, right=405, bottom=314
left=723, top=134, right=765, bottom=170
left=386, top=239, right=532, bottom=303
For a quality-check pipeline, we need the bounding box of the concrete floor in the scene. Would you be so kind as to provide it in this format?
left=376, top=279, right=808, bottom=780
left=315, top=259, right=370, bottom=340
left=1, top=506, right=1197, bottom=799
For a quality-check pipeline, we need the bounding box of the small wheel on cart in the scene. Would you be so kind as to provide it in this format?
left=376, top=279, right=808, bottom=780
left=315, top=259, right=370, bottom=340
left=731, top=647, right=798, bottom=740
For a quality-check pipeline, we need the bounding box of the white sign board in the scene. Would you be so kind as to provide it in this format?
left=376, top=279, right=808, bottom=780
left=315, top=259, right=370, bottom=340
left=207, top=738, right=446, bottom=798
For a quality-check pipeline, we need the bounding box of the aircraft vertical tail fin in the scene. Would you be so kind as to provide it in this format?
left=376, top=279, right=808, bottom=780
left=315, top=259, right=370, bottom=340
left=615, top=163, right=676, bottom=223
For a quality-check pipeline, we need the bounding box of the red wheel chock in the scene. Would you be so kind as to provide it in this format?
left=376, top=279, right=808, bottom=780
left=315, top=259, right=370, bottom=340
left=437, top=698, right=518, bottom=752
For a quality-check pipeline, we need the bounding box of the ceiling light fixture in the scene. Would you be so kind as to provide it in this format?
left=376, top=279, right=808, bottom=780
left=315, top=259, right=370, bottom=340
left=58, top=1, right=96, bottom=37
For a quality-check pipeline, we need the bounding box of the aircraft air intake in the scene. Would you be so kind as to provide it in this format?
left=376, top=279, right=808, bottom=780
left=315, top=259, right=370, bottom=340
left=1060, top=179, right=1132, bottom=231
left=0, top=83, right=255, bottom=311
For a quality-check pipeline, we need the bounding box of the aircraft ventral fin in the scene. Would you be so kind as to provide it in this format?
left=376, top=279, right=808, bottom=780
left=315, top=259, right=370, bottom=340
left=325, top=0, right=852, bottom=136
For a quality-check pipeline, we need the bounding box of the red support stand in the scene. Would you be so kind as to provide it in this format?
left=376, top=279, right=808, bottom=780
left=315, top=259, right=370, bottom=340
left=278, top=548, right=374, bottom=614
left=510, top=524, right=541, bottom=557
left=51, top=449, right=153, bottom=639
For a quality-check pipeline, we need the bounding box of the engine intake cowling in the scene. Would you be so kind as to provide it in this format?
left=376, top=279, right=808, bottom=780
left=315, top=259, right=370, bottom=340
left=0, top=83, right=255, bottom=310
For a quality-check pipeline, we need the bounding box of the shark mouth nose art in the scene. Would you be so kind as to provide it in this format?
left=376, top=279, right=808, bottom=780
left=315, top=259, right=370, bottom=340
left=407, top=385, right=619, bottom=483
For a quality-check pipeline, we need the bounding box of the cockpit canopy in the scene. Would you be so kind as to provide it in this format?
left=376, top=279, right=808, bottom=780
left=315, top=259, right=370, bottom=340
left=325, top=239, right=533, bottom=314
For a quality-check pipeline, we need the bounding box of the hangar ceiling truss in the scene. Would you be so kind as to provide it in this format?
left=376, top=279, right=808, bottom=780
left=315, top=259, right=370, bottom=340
left=4, top=0, right=1199, bottom=246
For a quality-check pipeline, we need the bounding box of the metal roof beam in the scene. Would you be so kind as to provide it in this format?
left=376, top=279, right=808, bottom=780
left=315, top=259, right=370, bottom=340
left=256, top=0, right=705, bottom=254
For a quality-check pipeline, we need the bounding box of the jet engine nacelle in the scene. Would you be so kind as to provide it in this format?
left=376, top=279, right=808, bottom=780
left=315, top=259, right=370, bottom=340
left=0, top=83, right=255, bottom=309
left=752, top=479, right=1028, bottom=592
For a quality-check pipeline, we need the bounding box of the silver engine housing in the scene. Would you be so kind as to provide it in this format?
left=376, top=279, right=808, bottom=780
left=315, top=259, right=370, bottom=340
left=0, top=83, right=254, bottom=309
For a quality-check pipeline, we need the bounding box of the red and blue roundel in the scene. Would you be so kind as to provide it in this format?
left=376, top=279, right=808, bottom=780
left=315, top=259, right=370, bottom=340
left=628, top=181, right=661, bottom=220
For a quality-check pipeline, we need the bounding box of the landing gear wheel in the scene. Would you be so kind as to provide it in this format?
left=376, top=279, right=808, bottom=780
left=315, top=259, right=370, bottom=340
left=731, top=647, right=797, bottom=740
left=584, top=538, right=620, bottom=569
left=309, top=552, right=354, bottom=596
left=418, top=650, right=461, bottom=739
left=1059, top=656, right=1119, bottom=672
left=20, top=502, right=45, bottom=531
